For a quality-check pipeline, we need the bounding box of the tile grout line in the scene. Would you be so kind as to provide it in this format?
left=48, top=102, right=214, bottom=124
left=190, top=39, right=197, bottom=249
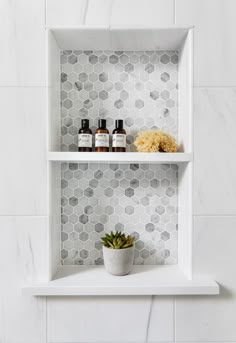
left=0, top=86, right=235, bottom=89
left=194, top=86, right=236, bottom=88
left=193, top=214, right=236, bottom=218
left=0, top=86, right=48, bottom=88
left=174, top=296, right=176, bottom=341
left=46, top=297, right=48, bottom=343
left=174, top=0, right=176, bottom=25
left=111, top=0, right=115, bottom=24
left=1, top=214, right=235, bottom=218
left=48, top=342, right=236, bottom=343
left=0, top=215, right=48, bottom=218
left=45, top=0, right=47, bottom=27
left=109, top=0, right=115, bottom=27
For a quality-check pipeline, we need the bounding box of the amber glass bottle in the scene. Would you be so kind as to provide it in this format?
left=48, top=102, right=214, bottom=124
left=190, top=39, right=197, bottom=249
left=112, top=120, right=126, bottom=152
left=78, top=119, right=92, bottom=152
left=95, top=119, right=109, bottom=152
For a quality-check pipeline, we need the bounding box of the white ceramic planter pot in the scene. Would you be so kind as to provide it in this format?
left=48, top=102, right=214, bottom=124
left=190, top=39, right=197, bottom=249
left=103, top=246, right=134, bottom=276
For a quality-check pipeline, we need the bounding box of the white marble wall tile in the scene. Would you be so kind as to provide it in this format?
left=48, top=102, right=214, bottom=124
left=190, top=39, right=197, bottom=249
left=176, top=0, right=236, bottom=86
left=0, top=88, right=47, bottom=216
left=148, top=296, right=174, bottom=342
left=193, top=88, right=236, bottom=215
left=110, top=0, right=174, bottom=26
left=0, top=216, right=47, bottom=343
left=0, top=0, right=45, bottom=86
left=85, top=0, right=113, bottom=26
left=48, top=296, right=174, bottom=342
left=46, top=0, right=88, bottom=26
left=46, top=0, right=174, bottom=27
left=175, top=216, right=236, bottom=341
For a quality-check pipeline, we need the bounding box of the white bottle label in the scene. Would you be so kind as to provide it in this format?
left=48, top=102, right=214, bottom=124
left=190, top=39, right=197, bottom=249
left=95, top=133, right=109, bottom=148
left=112, top=134, right=126, bottom=148
left=78, top=134, right=92, bottom=148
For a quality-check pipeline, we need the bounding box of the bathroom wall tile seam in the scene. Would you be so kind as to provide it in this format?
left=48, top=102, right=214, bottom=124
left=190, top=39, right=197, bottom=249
left=46, top=297, right=48, bottom=343
left=0, top=86, right=48, bottom=88
left=174, top=0, right=176, bottom=24
left=194, top=215, right=236, bottom=218
left=172, top=296, right=176, bottom=341
left=0, top=215, right=48, bottom=218
left=44, top=0, right=47, bottom=27
left=176, top=0, right=233, bottom=338
left=194, top=86, right=236, bottom=88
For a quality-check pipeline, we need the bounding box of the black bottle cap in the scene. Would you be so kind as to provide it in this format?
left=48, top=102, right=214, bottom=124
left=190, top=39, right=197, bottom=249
left=115, top=119, right=123, bottom=129
left=98, top=119, right=106, bottom=129
left=81, top=119, right=89, bottom=129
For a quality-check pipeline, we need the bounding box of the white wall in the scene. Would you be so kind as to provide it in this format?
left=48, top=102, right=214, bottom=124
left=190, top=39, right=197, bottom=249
left=1, top=0, right=236, bottom=342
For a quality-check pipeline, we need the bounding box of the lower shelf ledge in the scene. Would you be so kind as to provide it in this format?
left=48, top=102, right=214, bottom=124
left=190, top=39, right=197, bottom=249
left=22, top=265, right=219, bottom=296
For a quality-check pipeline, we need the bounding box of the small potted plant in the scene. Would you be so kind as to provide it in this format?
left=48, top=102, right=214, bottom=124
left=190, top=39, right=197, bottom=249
left=101, top=231, right=135, bottom=276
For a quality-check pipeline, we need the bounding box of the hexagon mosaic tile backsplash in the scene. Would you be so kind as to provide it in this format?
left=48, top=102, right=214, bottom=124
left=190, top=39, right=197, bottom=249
left=61, top=162, right=178, bottom=265
left=61, top=50, right=178, bottom=152
left=60, top=50, right=179, bottom=265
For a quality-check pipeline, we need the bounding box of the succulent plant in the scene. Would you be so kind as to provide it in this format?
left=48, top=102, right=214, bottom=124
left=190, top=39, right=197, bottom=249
left=101, top=231, right=135, bottom=249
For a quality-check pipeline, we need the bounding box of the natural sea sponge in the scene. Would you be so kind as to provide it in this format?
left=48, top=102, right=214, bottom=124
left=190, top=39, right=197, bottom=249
left=134, top=130, right=177, bottom=153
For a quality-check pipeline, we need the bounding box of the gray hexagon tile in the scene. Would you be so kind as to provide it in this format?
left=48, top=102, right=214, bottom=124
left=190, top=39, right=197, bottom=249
left=61, top=163, right=178, bottom=266
left=60, top=50, right=178, bottom=152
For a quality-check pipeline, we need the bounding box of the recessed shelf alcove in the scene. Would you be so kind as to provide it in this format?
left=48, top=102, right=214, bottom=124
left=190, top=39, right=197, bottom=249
left=22, top=26, right=219, bottom=296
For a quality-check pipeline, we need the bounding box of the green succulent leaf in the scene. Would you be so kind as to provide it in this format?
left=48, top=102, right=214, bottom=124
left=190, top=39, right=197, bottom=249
left=101, top=231, right=135, bottom=249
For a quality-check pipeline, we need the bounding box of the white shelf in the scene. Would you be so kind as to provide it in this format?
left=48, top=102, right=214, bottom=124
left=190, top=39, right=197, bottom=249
left=48, top=152, right=192, bottom=164
left=22, top=265, right=219, bottom=296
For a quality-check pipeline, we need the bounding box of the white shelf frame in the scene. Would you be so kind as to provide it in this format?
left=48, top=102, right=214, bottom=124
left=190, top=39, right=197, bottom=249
left=23, top=266, right=219, bottom=296
left=48, top=152, right=192, bottom=164
left=22, top=26, right=219, bottom=297
left=48, top=26, right=194, bottom=282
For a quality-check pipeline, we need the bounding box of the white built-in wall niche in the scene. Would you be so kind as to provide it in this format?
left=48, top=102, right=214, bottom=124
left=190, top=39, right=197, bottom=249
left=22, top=27, right=219, bottom=296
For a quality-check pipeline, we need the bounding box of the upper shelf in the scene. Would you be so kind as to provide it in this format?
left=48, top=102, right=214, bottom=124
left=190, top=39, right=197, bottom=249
left=48, top=152, right=192, bottom=164
left=22, top=265, right=219, bottom=296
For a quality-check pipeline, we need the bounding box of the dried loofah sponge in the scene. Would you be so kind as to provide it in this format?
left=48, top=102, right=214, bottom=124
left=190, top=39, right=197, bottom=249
left=134, top=130, right=177, bottom=153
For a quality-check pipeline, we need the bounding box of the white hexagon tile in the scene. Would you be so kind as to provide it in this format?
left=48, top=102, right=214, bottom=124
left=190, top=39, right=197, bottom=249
left=60, top=50, right=179, bottom=265
left=61, top=162, right=178, bottom=266
left=60, top=50, right=178, bottom=152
